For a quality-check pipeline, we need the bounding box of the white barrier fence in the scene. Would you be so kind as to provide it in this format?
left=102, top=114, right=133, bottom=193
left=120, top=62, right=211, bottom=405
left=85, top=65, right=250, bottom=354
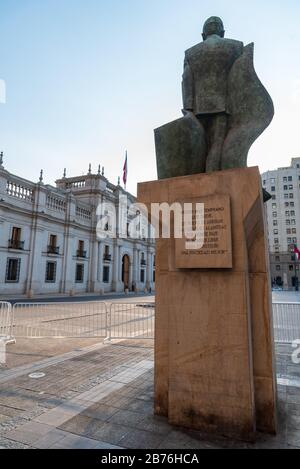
left=273, top=303, right=300, bottom=344
left=11, top=301, right=155, bottom=341
left=12, top=302, right=107, bottom=339
left=0, top=302, right=15, bottom=344
left=2, top=301, right=300, bottom=344
left=106, top=303, right=155, bottom=341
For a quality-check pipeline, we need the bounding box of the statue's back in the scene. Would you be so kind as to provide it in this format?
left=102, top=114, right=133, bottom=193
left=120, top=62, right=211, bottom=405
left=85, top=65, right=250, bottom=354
left=185, top=37, right=243, bottom=115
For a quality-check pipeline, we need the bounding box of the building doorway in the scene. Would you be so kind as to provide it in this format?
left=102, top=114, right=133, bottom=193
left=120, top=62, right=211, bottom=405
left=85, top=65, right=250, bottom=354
left=122, top=255, right=130, bottom=290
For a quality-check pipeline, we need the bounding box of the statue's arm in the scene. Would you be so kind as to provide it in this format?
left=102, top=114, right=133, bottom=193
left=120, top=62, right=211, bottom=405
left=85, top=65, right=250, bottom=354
left=182, top=56, right=194, bottom=111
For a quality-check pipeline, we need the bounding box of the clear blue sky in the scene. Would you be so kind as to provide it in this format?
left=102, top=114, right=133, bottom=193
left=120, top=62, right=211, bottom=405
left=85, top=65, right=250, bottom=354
left=0, top=0, right=299, bottom=194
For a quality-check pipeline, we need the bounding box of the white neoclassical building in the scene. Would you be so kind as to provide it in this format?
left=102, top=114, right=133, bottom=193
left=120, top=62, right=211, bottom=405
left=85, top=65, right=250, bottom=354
left=0, top=156, right=155, bottom=297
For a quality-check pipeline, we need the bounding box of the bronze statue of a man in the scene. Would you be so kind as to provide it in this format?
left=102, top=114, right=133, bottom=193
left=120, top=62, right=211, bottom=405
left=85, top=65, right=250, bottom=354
left=183, top=17, right=244, bottom=172
left=155, top=17, right=274, bottom=179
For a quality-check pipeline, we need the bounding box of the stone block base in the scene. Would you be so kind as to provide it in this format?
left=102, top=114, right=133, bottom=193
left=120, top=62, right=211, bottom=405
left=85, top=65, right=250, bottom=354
left=138, top=167, right=277, bottom=439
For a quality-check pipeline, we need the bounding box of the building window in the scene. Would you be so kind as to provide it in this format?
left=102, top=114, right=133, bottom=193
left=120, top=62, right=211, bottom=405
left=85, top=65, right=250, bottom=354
left=273, top=220, right=278, bottom=226
left=288, top=176, right=293, bottom=181
left=285, top=202, right=289, bottom=207
left=287, top=238, right=292, bottom=244
left=103, top=266, right=110, bottom=283
left=289, top=193, right=294, bottom=199
left=141, top=253, right=147, bottom=266
left=75, top=264, right=84, bottom=283
left=48, top=235, right=59, bottom=255
left=271, top=178, right=275, bottom=184
left=287, top=229, right=291, bottom=235
left=272, top=195, right=276, bottom=201
left=103, top=245, right=111, bottom=262
left=49, top=234, right=57, bottom=247
left=291, top=220, right=296, bottom=225
left=45, top=262, right=56, bottom=283
left=289, top=265, right=294, bottom=272
left=272, top=203, right=277, bottom=209
left=140, top=269, right=145, bottom=283
left=271, top=186, right=276, bottom=192
left=291, top=211, right=295, bottom=216
left=272, top=212, right=277, bottom=218
left=5, top=258, right=21, bottom=283
left=275, top=256, right=280, bottom=262
left=9, top=227, right=24, bottom=250
left=286, top=220, right=291, bottom=225
left=286, top=211, right=290, bottom=217
left=77, top=240, right=86, bottom=258
left=292, top=229, right=297, bottom=234
left=274, top=229, right=278, bottom=235
left=290, top=202, right=295, bottom=207
left=283, top=177, right=287, bottom=182
left=274, top=239, right=279, bottom=245
left=289, top=185, right=294, bottom=190
left=276, top=265, right=281, bottom=271
left=284, top=185, right=288, bottom=191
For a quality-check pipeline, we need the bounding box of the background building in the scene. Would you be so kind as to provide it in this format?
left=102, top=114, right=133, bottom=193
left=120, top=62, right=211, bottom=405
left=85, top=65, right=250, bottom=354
left=0, top=156, right=155, bottom=297
left=262, top=158, right=300, bottom=290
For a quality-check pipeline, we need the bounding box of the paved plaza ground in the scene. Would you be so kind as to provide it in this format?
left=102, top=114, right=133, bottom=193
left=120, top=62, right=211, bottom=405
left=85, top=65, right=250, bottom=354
left=0, top=338, right=299, bottom=449
left=0, top=292, right=299, bottom=449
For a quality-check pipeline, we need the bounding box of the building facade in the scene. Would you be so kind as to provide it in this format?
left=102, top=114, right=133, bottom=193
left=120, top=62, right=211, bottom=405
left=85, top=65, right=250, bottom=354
left=0, top=158, right=155, bottom=297
left=262, top=158, right=300, bottom=289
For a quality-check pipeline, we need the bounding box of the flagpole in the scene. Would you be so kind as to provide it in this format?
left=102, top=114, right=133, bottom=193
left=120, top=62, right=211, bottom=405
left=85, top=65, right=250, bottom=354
left=123, top=150, right=128, bottom=191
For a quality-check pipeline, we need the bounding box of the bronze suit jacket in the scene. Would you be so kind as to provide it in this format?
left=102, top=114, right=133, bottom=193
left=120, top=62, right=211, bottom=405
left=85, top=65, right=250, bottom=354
left=182, top=35, right=244, bottom=115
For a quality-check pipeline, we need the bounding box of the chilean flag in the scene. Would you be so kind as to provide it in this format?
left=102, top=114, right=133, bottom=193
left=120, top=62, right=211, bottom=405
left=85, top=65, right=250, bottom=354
left=123, top=151, right=128, bottom=188
left=294, top=245, right=300, bottom=260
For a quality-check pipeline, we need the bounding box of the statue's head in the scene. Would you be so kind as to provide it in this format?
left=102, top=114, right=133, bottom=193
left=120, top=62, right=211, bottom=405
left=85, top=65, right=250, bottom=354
left=202, top=16, right=225, bottom=40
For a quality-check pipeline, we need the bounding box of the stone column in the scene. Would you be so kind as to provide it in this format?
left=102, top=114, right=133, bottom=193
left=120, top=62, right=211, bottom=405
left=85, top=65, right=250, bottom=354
left=132, top=246, right=138, bottom=292
left=61, top=195, right=76, bottom=294
left=146, top=249, right=152, bottom=290
left=112, top=242, right=120, bottom=292
left=27, top=226, right=44, bottom=295
left=129, top=257, right=133, bottom=290
left=26, top=184, right=47, bottom=296
left=90, top=240, right=100, bottom=292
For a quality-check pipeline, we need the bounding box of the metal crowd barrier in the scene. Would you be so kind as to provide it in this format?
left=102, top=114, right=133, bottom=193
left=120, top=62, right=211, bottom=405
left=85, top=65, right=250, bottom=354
left=6, top=300, right=300, bottom=345
left=11, top=301, right=155, bottom=341
left=0, top=301, right=15, bottom=344
left=273, top=302, right=300, bottom=344
left=105, top=303, right=155, bottom=341
left=12, top=301, right=107, bottom=339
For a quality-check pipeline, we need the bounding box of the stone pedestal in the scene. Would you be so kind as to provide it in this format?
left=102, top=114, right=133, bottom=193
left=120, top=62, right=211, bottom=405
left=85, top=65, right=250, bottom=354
left=138, top=167, right=277, bottom=440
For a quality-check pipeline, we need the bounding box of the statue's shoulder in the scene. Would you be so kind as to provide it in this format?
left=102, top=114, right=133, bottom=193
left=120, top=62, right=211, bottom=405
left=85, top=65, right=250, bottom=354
left=185, top=42, right=203, bottom=58
left=185, top=38, right=244, bottom=59
left=224, top=38, right=244, bottom=50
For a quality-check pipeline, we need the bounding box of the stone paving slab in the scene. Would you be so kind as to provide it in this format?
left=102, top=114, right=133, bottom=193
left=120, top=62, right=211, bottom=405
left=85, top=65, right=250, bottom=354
left=0, top=342, right=107, bottom=384
left=0, top=340, right=299, bottom=449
